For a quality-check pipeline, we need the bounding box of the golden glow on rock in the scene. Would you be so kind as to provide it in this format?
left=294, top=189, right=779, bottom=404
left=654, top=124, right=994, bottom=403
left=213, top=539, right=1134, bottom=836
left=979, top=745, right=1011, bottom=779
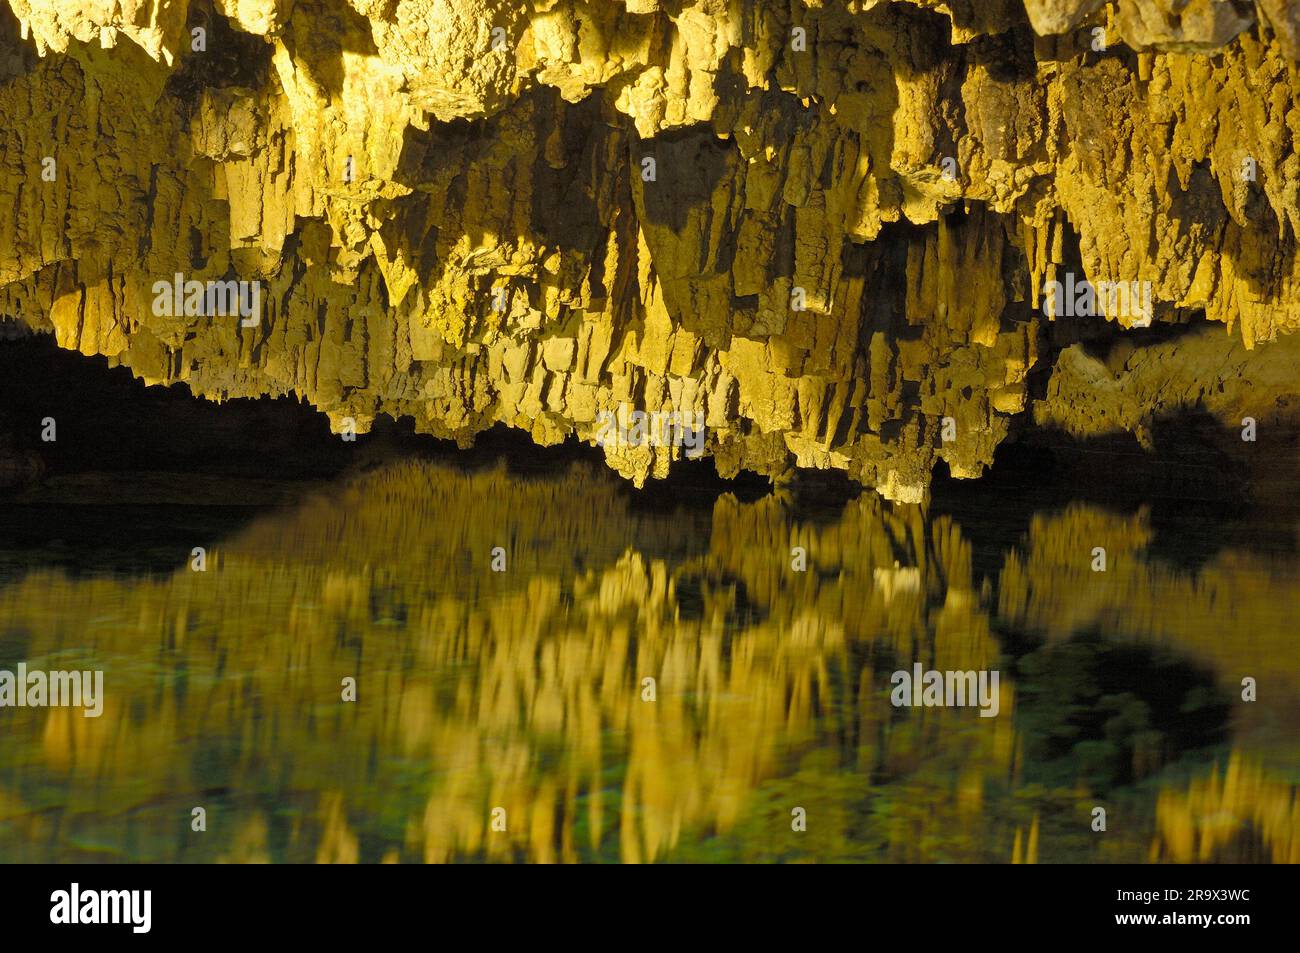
left=4, top=3, right=1300, bottom=497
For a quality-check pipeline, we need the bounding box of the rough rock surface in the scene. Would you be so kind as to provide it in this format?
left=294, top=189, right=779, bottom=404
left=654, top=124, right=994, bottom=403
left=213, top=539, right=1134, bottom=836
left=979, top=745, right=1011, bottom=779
left=2, top=0, right=1300, bottom=498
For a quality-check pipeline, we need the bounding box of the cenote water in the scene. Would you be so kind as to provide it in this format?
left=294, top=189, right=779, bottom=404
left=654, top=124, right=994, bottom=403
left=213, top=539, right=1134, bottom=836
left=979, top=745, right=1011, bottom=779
left=0, top=342, right=1295, bottom=863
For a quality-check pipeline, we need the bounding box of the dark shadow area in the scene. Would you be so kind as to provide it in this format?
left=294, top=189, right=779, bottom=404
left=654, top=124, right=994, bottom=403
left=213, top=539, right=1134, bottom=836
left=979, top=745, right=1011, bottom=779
left=272, top=0, right=378, bottom=101
left=0, top=333, right=360, bottom=575
left=165, top=1, right=275, bottom=110
left=0, top=332, right=781, bottom=576
left=1005, top=631, right=1233, bottom=791
left=0, top=335, right=358, bottom=482
left=0, top=1, right=39, bottom=84
left=930, top=416, right=1294, bottom=586
left=617, top=450, right=772, bottom=515
left=634, top=123, right=737, bottom=236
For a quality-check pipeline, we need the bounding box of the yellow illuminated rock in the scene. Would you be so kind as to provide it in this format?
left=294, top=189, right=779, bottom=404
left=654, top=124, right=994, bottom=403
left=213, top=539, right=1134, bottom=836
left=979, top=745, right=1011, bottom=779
left=3, top=1, right=1300, bottom=497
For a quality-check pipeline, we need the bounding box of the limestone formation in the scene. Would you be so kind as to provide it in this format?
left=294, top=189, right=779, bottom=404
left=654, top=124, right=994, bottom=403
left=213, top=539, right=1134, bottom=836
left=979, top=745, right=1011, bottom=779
left=2, top=1, right=1300, bottom=498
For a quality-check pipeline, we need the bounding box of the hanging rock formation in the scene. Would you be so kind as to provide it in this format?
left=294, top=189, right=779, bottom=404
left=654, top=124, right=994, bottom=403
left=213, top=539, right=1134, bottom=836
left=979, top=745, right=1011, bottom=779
left=2, top=0, right=1299, bottom=498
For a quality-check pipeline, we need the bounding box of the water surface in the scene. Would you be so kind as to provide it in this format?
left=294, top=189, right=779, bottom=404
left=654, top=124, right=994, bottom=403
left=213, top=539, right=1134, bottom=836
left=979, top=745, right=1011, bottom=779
left=0, top=456, right=1295, bottom=863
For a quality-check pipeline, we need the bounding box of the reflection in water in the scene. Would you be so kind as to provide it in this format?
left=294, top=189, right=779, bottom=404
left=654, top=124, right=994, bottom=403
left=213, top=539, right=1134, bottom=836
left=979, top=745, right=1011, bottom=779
left=0, top=459, right=1294, bottom=863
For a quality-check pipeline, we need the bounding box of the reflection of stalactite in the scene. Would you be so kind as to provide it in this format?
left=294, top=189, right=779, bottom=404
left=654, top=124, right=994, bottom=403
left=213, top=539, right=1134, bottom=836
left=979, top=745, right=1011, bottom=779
left=1153, top=753, right=1298, bottom=864
left=998, top=504, right=1300, bottom=691
left=1011, top=813, right=1039, bottom=865
left=0, top=462, right=1290, bottom=862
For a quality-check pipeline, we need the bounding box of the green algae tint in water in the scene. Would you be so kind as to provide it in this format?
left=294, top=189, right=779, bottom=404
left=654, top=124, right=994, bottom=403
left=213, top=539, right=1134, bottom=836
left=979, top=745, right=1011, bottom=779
left=0, top=459, right=1295, bottom=864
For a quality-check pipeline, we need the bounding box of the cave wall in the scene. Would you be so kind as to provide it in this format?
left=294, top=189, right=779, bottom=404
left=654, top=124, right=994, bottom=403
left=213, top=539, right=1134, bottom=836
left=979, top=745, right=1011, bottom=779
left=1, top=0, right=1299, bottom=497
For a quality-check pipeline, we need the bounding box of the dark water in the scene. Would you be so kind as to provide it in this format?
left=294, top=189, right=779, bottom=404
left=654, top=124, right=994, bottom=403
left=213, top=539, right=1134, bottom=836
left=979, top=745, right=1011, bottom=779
left=0, top=451, right=1295, bottom=863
